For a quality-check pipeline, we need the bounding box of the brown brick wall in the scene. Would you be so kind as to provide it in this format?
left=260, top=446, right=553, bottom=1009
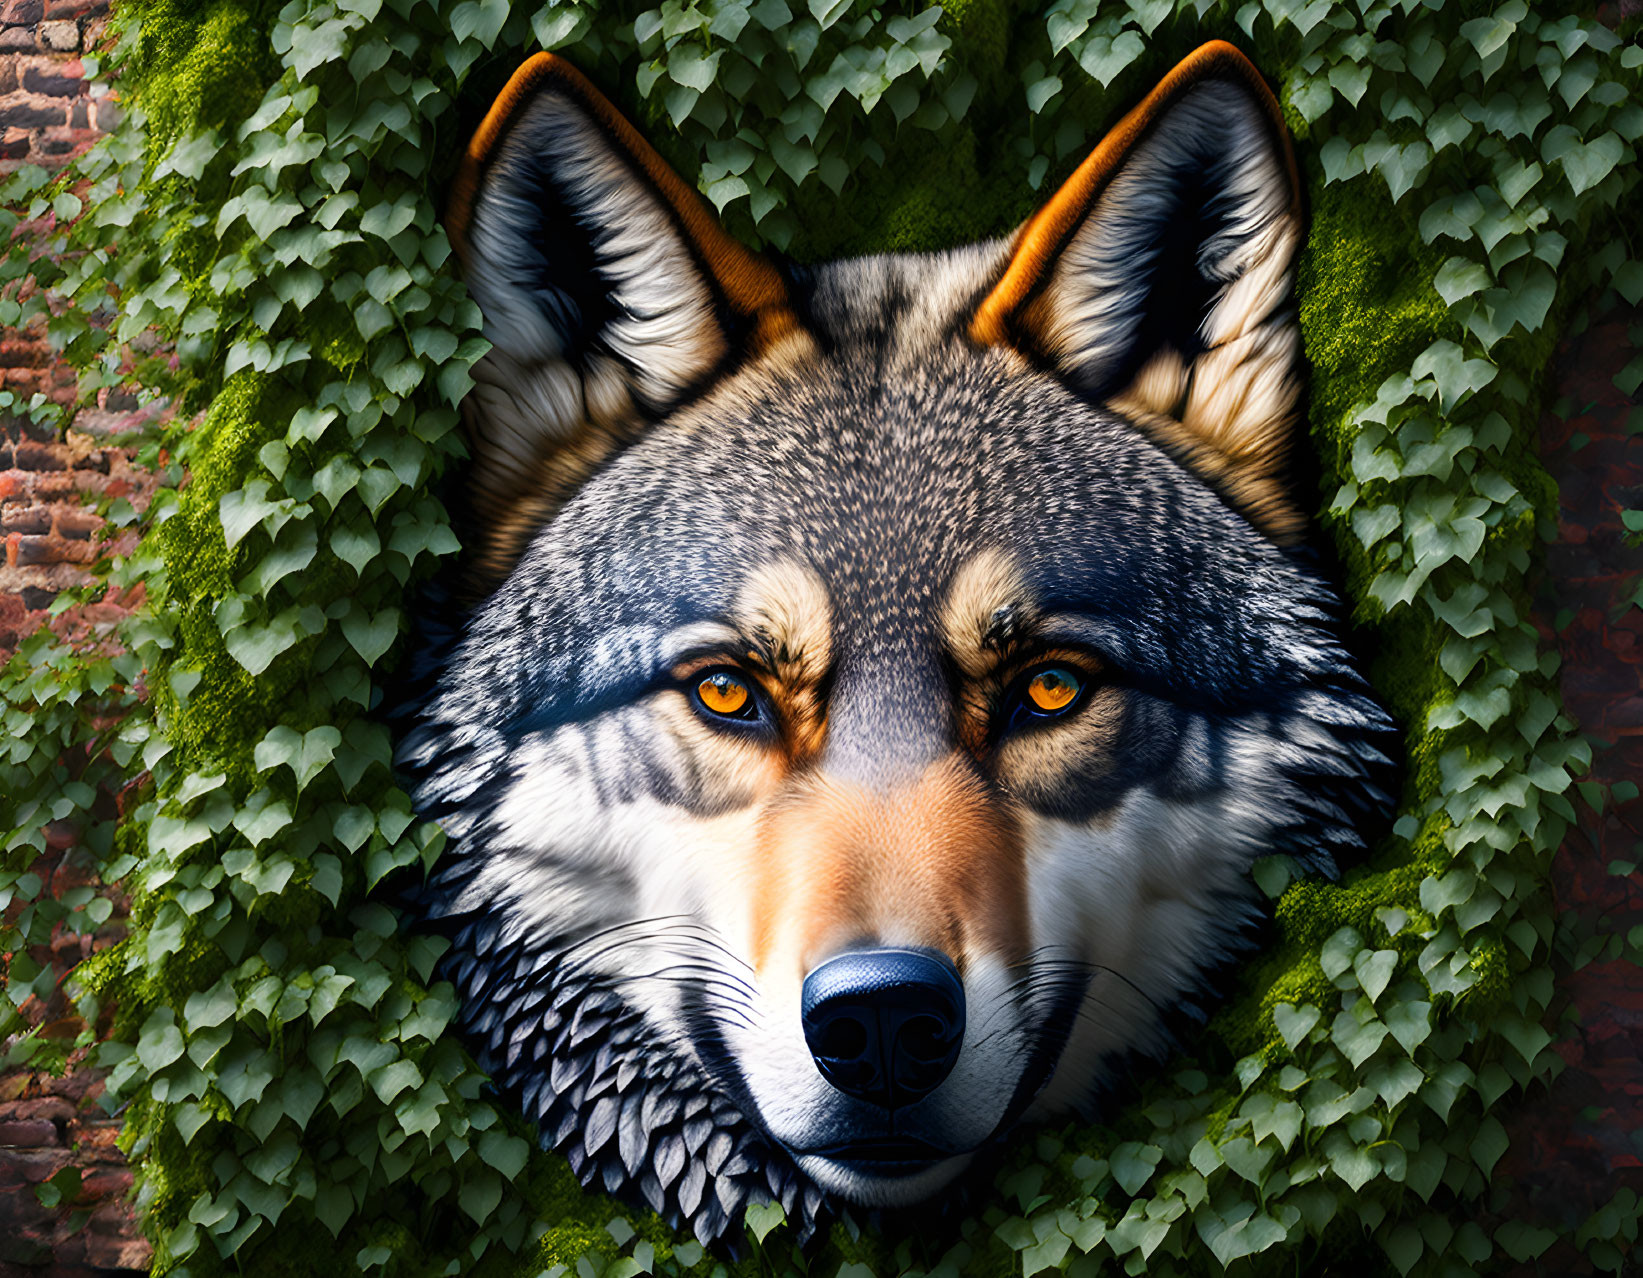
left=0, top=0, right=146, bottom=655
left=1497, top=306, right=1643, bottom=1274
left=1, top=4, right=150, bottom=1274
left=0, top=1, right=112, bottom=172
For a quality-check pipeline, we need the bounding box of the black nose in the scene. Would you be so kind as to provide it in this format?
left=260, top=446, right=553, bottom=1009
left=800, top=947, right=965, bottom=1109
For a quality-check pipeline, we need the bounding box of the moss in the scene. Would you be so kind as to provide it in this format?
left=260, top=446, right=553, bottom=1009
left=318, top=318, right=369, bottom=376
left=1298, top=181, right=1453, bottom=458
left=120, top=0, right=283, bottom=156
left=154, top=374, right=303, bottom=785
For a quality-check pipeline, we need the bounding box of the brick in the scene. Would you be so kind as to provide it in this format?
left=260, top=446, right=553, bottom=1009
left=0, top=335, right=48, bottom=366
left=17, top=534, right=95, bottom=565
left=0, top=1118, right=61, bottom=1145
left=66, top=1118, right=119, bottom=1150
left=32, top=1068, right=100, bottom=1104
left=14, top=442, right=64, bottom=470
left=36, top=19, right=78, bottom=50
left=0, top=20, right=173, bottom=1274
left=0, top=99, right=67, bottom=130
left=1, top=505, right=51, bottom=533
left=54, top=507, right=100, bottom=537
left=77, top=1168, right=129, bottom=1201
left=0, top=1146, right=68, bottom=1183
left=31, top=473, right=75, bottom=497
left=19, top=413, right=58, bottom=443
left=0, top=1098, right=73, bottom=1125
left=69, top=408, right=122, bottom=437
left=82, top=1232, right=150, bottom=1271
left=0, top=363, right=40, bottom=390
left=49, top=934, right=91, bottom=966
left=0, top=1233, right=53, bottom=1267
left=22, top=64, right=86, bottom=97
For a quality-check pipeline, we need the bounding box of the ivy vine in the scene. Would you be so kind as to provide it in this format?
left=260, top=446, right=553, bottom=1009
left=2, top=1, right=1639, bottom=1276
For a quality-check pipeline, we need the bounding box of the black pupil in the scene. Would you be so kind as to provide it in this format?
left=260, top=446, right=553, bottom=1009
left=708, top=675, right=745, bottom=714
left=1034, top=670, right=1076, bottom=708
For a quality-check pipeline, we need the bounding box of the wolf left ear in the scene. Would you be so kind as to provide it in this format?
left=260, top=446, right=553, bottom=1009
left=972, top=42, right=1307, bottom=542
left=447, top=54, right=794, bottom=584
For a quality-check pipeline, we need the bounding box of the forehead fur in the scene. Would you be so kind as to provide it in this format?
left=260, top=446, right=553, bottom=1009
left=445, top=241, right=1321, bottom=737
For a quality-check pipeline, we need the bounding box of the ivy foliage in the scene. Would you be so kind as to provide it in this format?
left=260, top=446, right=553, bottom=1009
left=1, top=631, right=144, bottom=1072
left=1, top=0, right=1640, bottom=1276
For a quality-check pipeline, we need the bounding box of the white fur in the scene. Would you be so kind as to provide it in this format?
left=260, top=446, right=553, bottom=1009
left=462, top=92, right=728, bottom=518
left=1039, top=81, right=1302, bottom=477
left=469, top=689, right=1294, bottom=1203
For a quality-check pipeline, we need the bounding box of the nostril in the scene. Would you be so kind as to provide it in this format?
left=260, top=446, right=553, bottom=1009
left=800, top=947, right=967, bottom=1109
left=896, top=1014, right=950, bottom=1062
left=815, top=1013, right=869, bottom=1061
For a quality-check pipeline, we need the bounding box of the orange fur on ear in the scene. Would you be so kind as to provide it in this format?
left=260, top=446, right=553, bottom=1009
left=971, top=42, right=1297, bottom=346
left=449, top=53, right=794, bottom=348
left=447, top=55, right=805, bottom=592
left=971, top=41, right=1309, bottom=543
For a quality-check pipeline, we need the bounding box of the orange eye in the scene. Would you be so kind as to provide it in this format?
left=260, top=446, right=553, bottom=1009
left=1025, top=667, right=1082, bottom=714
left=696, top=671, right=753, bottom=718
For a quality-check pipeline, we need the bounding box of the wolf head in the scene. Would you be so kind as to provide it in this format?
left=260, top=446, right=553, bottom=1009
left=395, top=41, right=1395, bottom=1243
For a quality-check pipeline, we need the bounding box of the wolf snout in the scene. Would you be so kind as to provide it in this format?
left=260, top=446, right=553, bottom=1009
left=799, top=947, right=966, bottom=1108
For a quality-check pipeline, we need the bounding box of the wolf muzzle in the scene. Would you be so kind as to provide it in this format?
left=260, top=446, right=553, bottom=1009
left=800, top=947, right=966, bottom=1110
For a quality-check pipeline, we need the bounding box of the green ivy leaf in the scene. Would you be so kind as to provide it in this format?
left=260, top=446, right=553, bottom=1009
left=1354, top=950, right=1398, bottom=1003
left=1556, top=130, right=1624, bottom=195
left=1411, top=340, right=1498, bottom=413
left=743, top=1199, right=786, bottom=1243
left=220, top=481, right=282, bottom=550
left=1076, top=32, right=1145, bottom=87
left=136, top=1010, right=186, bottom=1074
left=1434, top=257, right=1491, bottom=306
left=341, top=607, right=400, bottom=665
left=1108, top=1142, right=1162, bottom=1195
left=1273, top=1003, right=1321, bottom=1052
left=1470, top=1117, right=1509, bottom=1177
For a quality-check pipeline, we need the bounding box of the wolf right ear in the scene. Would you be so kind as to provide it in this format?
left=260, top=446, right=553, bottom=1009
left=971, top=42, right=1307, bottom=542
left=448, top=54, right=793, bottom=585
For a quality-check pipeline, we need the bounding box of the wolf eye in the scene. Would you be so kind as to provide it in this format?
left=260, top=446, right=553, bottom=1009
left=1021, top=667, right=1083, bottom=716
left=694, top=671, right=757, bottom=721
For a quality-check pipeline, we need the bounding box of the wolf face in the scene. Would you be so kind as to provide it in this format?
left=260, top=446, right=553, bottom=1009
left=395, top=42, right=1395, bottom=1243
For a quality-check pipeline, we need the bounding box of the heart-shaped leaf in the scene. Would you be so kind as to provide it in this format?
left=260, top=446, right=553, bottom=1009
left=1273, top=1002, right=1321, bottom=1051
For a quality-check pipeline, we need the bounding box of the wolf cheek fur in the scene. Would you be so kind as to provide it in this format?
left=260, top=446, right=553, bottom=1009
left=393, top=41, right=1397, bottom=1244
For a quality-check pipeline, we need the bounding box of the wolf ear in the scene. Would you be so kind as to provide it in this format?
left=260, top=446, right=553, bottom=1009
left=448, top=54, right=794, bottom=584
left=971, top=42, right=1306, bottom=541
